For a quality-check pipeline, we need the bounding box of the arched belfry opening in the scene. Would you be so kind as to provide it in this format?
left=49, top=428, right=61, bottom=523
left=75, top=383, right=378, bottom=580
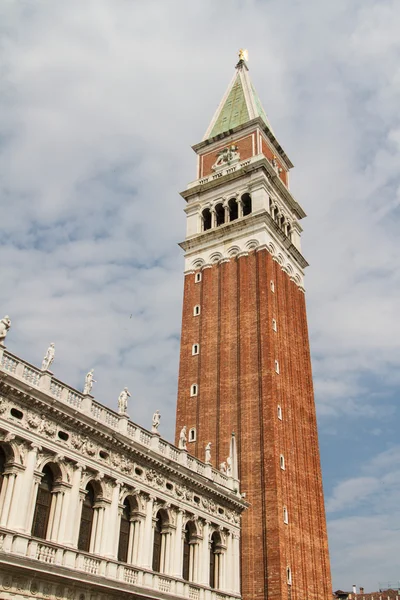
left=242, top=193, right=252, bottom=216
left=202, top=208, right=212, bottom=231
left=228, top=198, right=238, bottom=221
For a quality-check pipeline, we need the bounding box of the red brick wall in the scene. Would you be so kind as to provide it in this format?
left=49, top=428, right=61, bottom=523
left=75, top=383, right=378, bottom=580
left=261, top=138, right=288, bottom=185
left=176, top=250, right=332, bottom=600
left=198, top=131, right=288, bottom=186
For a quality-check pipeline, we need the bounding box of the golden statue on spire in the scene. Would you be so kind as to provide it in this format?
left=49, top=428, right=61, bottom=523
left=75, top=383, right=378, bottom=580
left=238, top=48, right=249, bottom=62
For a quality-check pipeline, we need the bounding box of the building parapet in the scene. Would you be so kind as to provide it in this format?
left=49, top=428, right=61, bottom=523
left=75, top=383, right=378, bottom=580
left=0, top=347, right=241, bottom=498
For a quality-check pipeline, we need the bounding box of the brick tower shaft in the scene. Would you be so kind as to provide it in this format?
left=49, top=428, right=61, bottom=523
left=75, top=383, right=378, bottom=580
left=175, top=53, right=332, bottom=600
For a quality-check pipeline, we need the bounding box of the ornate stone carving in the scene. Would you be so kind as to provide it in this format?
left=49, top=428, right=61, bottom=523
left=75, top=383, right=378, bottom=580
left=2, top=574, right=12, bottom=589
left=0, top=397, right=8, bottom=414
left=30, top=580, right=40, bottom=595
left=39, top=415, right=56, bottom=438
left=84, top=439, right=96, bottom=456
left=111, top=452, right=121, bottom=468
left=71, top=433, right=84, bottom=450
left=120, top=456, right=133, bottom=474
left=212, top=145, right=240, bottom=171
left=27, top=412, right=41, bottom=429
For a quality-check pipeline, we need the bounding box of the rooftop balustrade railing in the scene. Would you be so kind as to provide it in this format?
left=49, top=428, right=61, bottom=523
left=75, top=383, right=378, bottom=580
left=0, top=528, right=240, bottom=600
left=0, top=349, right=240, bottom=495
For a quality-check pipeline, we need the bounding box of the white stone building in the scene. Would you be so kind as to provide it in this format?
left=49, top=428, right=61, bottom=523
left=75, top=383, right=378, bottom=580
left=0, top=339, right=246, bottom=600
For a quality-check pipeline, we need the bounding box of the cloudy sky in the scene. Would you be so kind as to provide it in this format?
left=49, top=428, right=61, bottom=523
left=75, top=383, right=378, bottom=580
left=1, top=0, right=399, bottom=592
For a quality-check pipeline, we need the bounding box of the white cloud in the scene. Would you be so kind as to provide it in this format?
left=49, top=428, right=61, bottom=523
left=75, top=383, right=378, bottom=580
left=1, top=0, right=400, bottom=591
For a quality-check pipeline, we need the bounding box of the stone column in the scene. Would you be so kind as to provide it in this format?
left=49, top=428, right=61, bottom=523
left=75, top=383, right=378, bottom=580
left=237, top=198, right=244, bottom=218
left=232, top=533, right=240, bottom=593
left=92, top=503, right=107, bottom=554
left=141, top=495, right=154, bottom=569
left=199, top=521, right=210, bottom=586
left=173, top=508, right=185, bottom=577
left=64, top=464, right=85, bottom=546
left=0, top=472, right=17, bottom=527
left=130, top=518, right=140, bottom=564
left=49, top=484, right=69, bottom=542
left=223, top=202, right=230, bottom=223
left=104, top=481, right=121, bottom=559
left=211, top=208, right=216, bottom=229
left=8, top=444, right=38, bottom=532
left=127, top=519, right=135, bottom=563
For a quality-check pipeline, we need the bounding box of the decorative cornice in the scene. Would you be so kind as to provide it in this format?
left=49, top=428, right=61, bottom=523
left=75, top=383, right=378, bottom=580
left=181, top=154, right=305, bottom=220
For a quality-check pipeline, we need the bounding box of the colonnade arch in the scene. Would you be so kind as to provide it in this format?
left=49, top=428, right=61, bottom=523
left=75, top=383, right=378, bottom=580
left=201, top=193, right=252, bottom=232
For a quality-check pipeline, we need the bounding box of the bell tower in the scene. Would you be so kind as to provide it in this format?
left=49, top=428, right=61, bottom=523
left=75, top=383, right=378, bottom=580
left=175, top=52, right=332, bottom=600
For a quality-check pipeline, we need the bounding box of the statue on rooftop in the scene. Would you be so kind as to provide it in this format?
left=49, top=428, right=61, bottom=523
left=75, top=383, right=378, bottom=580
left=83, top=369, right=96, bottom=395
left=238, top=48, right=249, bottom=62
left=0, top=316, right=11, bottom=345
left=205, top=442, right=212, bottom=464
left=178, top=426, right=187, bottom=450
left=220, top=461, right=227, bottom=474
left=118, top=387, right=131, bottom=415
left=152, top=410, right=161, bottom=434
left=41, top=343, right=55, bottom=371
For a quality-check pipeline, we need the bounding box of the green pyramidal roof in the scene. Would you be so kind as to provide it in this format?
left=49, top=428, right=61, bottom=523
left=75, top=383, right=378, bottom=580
left=204, top=61, right=274, bottom=141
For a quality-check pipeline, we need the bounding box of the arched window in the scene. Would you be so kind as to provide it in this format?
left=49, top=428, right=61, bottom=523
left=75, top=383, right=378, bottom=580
left=118, top=498, right=131, bottom=562
left=274, top=207, right=279, bottom=223
left=215, top=203, right=225, bottom=226
left=183, top=520, right=197, bottom=581
left=152, top=512, right=162, bottom=572
left=242, top=193, right=252, bottom=216
left=283, top=506, right=288, bottom=524
left=118, top=496, right=140, bottom=564
left=188, top=428, right=196, bottom=442
left=78, top=482, right=95, bottom=552
left=287, top=223, right=292, bottom=241
left=202, top=208, right=212, bottom=231
left=210, top=531, right=223, bottom=589
left=152, top=509, right=169, bottom=573
left=32, top=465, right=54, bottom=540
left=228, top=198, right=238, bottom=221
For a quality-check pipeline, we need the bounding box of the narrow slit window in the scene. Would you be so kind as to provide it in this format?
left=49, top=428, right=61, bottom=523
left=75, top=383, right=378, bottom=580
left=190, top=384, right=198, bottom=397
left=280, top=454, right=285, bottom=470
left=272, top=318, right=277, bottom=332
left=283, top=506, right=288, bottom=524
left=193, top=305, right=201, bottom=316
left=188, top=428, right=196, bottom=442
left=192, top=344, right=200, bottom=356
left=277, top=405, right=282, bottom=420
left=195, top=272, right=202, bottom=283
left=275, top=360, right=280, bottom=374
left=270, top=280, right=275, bottom=292
left=287, top=567, right=292, bottom=585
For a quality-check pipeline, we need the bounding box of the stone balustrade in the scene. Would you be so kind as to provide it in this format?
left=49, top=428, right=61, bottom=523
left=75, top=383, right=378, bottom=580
left=0, top=528, right=240, bottom=600
left=0, top=349, right=240, bottom=495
